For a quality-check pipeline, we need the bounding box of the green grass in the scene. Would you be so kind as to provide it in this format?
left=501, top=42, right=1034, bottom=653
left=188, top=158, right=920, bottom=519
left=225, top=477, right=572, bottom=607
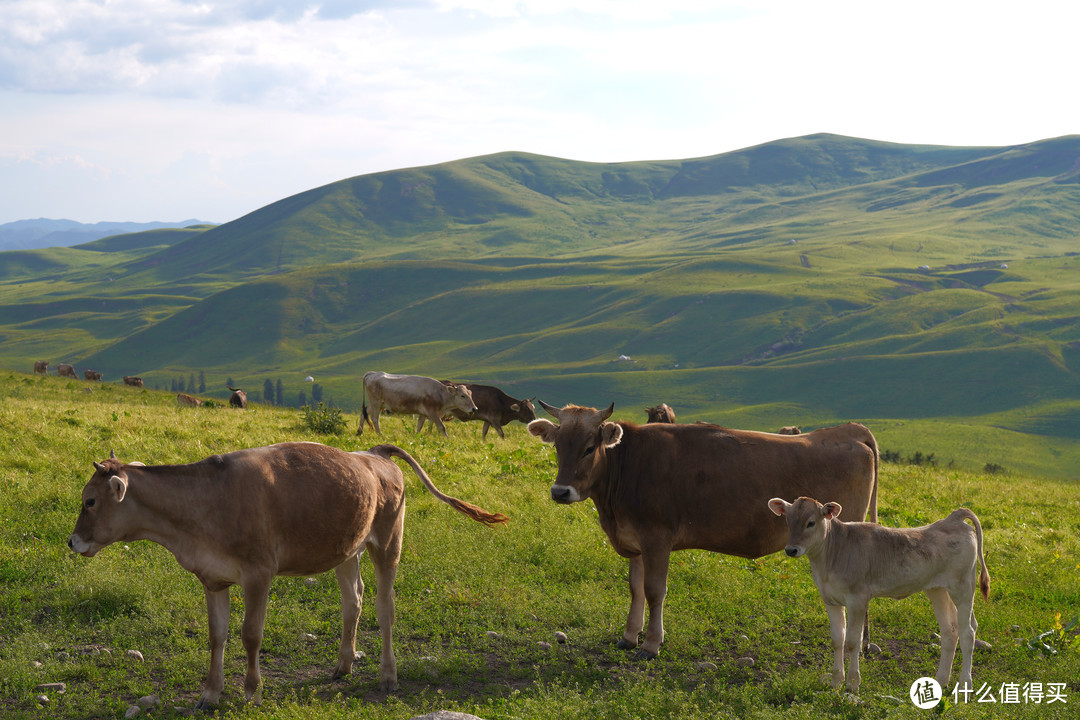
left=1, top=372, right=1078, bottom=718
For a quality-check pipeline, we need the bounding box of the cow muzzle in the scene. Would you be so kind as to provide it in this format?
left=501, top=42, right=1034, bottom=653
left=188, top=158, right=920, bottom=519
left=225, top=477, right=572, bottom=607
left=550, top=485, right=581, bottom=504
left=784, top=545, right=804, bottom=558
left=67, top=534, right=95, bottom=556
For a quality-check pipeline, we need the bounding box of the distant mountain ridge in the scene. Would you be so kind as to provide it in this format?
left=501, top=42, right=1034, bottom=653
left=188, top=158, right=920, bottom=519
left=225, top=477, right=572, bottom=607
left=0, top=218, right=214, bottom=252
left=3, top=133, right=1080, bottom=479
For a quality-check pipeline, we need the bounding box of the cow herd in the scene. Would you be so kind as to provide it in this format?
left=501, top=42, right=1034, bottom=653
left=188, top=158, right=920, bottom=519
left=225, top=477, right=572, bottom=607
left=34, top=360, right=141, bottom=386
left=65, top=368, right=992, bottom=709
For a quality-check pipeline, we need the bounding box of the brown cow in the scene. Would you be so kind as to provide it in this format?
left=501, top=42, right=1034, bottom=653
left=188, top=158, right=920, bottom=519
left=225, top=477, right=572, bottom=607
left=34, top=361, right=48, bottom=375
left=777, top=426, right=802, bottom=435
left=177, top=393, right=204, bottom=407
left=645, top=403, right=675, bottom=423
left=769, top=497, right=989, bottom=694
left=228, top=386, right=247, bottom=408
left=527, top=402, right=878, bottom=659
left=443, top=382, right=536, bottom=439
left=359, top=372, right=476, bottom=437
left=123, top=376, right=143, bottom=387
left=57, top=363, right=77, bottom=378
left=84, top=370, right=103, bottom=381
left=68, top=442, right=508, bottom=709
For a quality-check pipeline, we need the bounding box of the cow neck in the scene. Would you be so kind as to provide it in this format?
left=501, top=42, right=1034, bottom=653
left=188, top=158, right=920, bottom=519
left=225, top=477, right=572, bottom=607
left=810, top=517, right=847, bottom=565
left=122, top=464, right=214, bottom=548
left=591, top=436, right=623, bottom=544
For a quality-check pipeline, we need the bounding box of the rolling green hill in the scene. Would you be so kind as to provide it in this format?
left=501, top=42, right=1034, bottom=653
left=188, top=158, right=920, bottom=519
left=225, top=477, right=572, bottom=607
left=2, top=133, right=1079, bottom=478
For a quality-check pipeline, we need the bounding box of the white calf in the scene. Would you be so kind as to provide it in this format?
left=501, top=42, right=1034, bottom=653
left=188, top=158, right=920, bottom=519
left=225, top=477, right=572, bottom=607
left=768, top=496, right=989, bottom=694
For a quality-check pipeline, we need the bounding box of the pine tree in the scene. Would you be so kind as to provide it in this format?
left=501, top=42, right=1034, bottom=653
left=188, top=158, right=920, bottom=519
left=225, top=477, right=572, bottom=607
left=276, top=379, right=284, bottom=406
left=198, top=371, right=206, bottom=393
left=263, top=379, right=274, bottom=404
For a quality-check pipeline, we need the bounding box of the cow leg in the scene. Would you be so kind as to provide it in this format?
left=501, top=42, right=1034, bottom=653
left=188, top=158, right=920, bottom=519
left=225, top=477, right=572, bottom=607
left=430, top=413, right=450, bottom=437
left=843, top=599, right=868, bottom=694
left=637, top=548, right=670, bottom=658
left=953, top=587, right=978, bottom=689
left=240, top=576, right=272, bottom=704
left=927, top=586, right=961, bottom=691
left=371, top=406, right=382, bottom=435
left=618, top=556, right=646, bottom=651
left=197, top=586, right=230, bottom=709
left=825, top=604, right=847, bottom=690
left=332, top=554, right=364, bottom=678
left=368, top=529, right=402, bottom=691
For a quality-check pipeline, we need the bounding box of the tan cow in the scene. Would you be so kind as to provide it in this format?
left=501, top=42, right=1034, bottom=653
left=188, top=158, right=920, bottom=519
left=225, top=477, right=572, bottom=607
left=777, top=425, right=801, bottom=435
left=57, top=363, right=77, bottom=378
left=177, top=393, right=204, bottom=407
left=528, top=402, right=878, bottom=658
left=645, top=403, right=676, bottom=423
left=84, top=370, right=103, bottom=381
left=122, top=376, right=143, bottom=387
left=358, top=371, right=477, bottom=437
left=768, top=497, right=989, bottom=694
left=34, top=361, right=48, bottom=375
left=68, top=442, right=508, bottom=709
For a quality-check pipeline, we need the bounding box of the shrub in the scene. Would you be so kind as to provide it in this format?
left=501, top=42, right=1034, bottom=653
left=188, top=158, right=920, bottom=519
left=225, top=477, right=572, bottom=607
left=301, top=402, right=346, bottom=434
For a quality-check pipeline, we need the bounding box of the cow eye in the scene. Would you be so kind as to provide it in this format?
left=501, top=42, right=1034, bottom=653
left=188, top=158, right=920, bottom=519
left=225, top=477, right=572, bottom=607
left=86, top=498, right=96, bottom=508
left=583, top=445, right=595, bottom=458
left=806, top=520, right=815, bottom=528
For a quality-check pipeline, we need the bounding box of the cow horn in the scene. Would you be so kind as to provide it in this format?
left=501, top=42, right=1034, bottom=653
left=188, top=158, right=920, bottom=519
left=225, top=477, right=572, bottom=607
left=600, top=402, right=614, bottom=420
left=109, top=449, right=117, bottom=459
left=93, top=461, right=106, bottom=472
left=539, top=400, right=561, bottom=418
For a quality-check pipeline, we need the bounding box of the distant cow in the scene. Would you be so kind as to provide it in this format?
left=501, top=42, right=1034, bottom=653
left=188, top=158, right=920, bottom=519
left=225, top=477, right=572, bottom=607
left=69, top=443, right=508, bottom=709
left=443, top=382, right=536, bottom=439
left=528, top=402, right=878, bottom=659
left=177, top=393, right=204, bottom=407
left=769, top=497, right=989, bottom=694
left=359, top=372, right=477, bottom=437
left=33, top=361, right=48, bottom=375
left=123, top=376, right=143, bottom=387
left=645, top=403, right=676, bottom=423
left=777, top=426, right=801, bottom=435
left=228, top=386, right=247, bottom=409
left=84, top=370, right=103, bottom=381
left=57, top=363, right=77, bottom=379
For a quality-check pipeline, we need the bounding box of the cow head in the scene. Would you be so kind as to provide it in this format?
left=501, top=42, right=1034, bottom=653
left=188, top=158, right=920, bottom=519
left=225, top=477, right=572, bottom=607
left=528, top=402, right=622, bottom=504
left=513, top=397, right=537, bottom=423
left=68, top=454, right=137, bottom=557
left=768, top=496, right=841, bottom=558
left=448, top=383, right=478, bottom=414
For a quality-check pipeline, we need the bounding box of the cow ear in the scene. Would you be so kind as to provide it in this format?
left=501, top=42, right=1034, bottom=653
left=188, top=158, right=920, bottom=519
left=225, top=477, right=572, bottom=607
left=510, top=403, right=520, bottom=412
left=822, top=502, right=841, bottom=520
left=600, top=422, right=623, bottom=448
left=108, top=475, right=128, bottom=503
left=528, top=419, right=558, bottom=443
left=768, top=498, right=789, bottom=517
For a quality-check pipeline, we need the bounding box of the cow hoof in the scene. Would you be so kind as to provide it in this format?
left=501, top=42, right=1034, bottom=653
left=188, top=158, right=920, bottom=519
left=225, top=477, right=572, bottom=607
left=616, top=638, right=637, bottom=650
left=633, top=648, right=659, bottom=661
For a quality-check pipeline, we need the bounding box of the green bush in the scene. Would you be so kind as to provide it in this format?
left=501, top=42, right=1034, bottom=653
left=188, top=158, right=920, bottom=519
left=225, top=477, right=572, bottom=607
left=301, top=402, right=347, bottom=434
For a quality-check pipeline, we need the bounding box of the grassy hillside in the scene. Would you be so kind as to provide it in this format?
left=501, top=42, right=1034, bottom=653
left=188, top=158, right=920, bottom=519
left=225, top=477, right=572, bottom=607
left=1, top=372, right=1077, bottom=719
left=1, top=134, right=1079, bottom=478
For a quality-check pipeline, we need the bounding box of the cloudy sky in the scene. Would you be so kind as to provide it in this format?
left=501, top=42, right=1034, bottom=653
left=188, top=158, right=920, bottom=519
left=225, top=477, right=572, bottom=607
left=2, top=0, right=1077, bottom=225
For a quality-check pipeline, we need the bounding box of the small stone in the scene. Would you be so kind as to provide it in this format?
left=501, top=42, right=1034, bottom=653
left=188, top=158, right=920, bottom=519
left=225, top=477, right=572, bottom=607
left=125, top=705, right=141, bottom=719
left=303, top=577, right=319, bottom=588
left=302, top=633, right=318, bottom=642
left=485, top=631, right=500, bottom=639
left=354, top=650, right=366, bottom=661
left=55, top=651, right=71, bottom=662
left=35, top=683, right=66, bottom=694
left=36, top=695, right=50, bottom=706
left=696, top=661, right=718, bottom=671
left=736, top=656, right=755, bottom=668
left=974, top=639, right=992, bottom=651
left=554, top=631, right=568, bottom=644
left=866, top=643, right=882, bottom=654
left=537, top=641, right=552, bottom=650
left=30, top=661, right=43, bottom=668
left=136, top=695, right=159, bottom=709
left=1011, top=625, right=1021, bottom=633
left=930, top=632, right=940, bottom=641
left=126, top=649, right=144, bottom=662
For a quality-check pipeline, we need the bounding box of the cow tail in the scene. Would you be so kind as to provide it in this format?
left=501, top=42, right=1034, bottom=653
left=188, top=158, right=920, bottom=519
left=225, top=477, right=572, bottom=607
left=959, top=508, right=991, bottom=601
left=865, top=427, right=879, bottom=524
left=358, top=384, right=369, bottom=436
left=370, top=444, right=509, bottom=527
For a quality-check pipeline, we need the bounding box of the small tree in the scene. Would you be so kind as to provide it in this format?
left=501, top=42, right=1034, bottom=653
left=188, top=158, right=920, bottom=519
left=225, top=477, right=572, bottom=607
left=298, top=390, right=307, bottom=408
left=311, top=383, right=323, bottom=403
left=276, top=379, right=285, bottom=407
left=198, top=371, right=206, bottom=393
left=263, top=379, right=274, bottom=404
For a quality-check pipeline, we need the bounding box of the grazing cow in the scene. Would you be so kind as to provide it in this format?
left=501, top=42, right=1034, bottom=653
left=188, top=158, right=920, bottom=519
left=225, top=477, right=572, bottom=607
left=645, top=403, right=676, bottom=423
left=768, top=497, right=989, bottom=694
left=443, top=382, right=536, bottom=439
left=177, top=393, right=204, bottom=407
left=123, top=376, right=143, bottom=387
left=228, top=386, right=248, bottom=408
left=68, top=442, right=508, bottom=709
left=778, top=426, right=802, bottom=435
left=84, top=370, right=103, bottom=381
left=358, top=372, right=477, bottom=437
left=57, top=363, right=77, bottom=379
left=528, top=402, right=878, bottom=659
left=34, top=361, right=48, bottom=375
